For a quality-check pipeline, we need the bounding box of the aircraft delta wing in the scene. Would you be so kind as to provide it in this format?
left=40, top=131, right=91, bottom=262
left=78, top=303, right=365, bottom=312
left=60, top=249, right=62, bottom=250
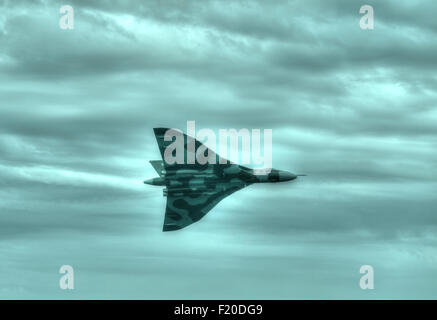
left=152, top=128, right=250, bottom=231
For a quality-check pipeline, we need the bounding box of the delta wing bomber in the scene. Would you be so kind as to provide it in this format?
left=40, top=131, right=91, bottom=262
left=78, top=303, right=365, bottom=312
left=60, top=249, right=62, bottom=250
left=144, top=128, right=304, bottom=231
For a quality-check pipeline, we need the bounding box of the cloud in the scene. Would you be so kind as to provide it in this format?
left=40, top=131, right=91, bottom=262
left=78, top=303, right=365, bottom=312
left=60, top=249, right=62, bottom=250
left=0, top=0, right=436, bottom=298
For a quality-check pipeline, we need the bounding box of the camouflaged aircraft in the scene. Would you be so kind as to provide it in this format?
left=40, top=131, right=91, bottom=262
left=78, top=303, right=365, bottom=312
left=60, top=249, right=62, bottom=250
left=144, top=128, right=304, bottom=231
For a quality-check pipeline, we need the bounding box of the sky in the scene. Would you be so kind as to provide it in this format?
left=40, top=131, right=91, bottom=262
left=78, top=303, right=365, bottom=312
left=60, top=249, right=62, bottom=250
left=0, top=0, right=436, bottom=299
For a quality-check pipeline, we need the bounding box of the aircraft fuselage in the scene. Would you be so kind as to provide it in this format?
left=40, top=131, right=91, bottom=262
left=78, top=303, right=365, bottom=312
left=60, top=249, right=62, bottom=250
left=144, top=166, right=298, bottom=197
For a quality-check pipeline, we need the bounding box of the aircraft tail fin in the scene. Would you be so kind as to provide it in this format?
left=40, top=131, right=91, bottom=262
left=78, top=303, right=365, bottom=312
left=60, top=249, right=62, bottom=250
left=153, top=127, right=221, bottom=169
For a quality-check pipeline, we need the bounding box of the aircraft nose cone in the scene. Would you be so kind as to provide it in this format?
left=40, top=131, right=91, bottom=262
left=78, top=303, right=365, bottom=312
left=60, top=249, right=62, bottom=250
left=279, top=171, right=297, bottom=181
left=143, top=178, right=154, bottom=185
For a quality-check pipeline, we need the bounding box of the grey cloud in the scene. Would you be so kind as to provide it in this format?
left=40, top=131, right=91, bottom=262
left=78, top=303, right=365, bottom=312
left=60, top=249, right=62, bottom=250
left=1, top=0, right=436, bottom=299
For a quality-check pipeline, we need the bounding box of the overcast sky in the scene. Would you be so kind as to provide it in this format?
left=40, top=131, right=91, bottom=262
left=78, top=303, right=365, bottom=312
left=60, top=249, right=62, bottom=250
left=1, top=0, right=436, bottom=299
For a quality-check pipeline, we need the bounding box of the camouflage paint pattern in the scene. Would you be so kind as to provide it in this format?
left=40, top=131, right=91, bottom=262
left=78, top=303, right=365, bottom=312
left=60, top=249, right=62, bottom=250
left=144, top=128, right=300, bottom=231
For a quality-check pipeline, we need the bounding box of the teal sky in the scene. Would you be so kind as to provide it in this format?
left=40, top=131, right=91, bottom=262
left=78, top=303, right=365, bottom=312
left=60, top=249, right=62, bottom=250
left=1, top=0, right=437, bottom=299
